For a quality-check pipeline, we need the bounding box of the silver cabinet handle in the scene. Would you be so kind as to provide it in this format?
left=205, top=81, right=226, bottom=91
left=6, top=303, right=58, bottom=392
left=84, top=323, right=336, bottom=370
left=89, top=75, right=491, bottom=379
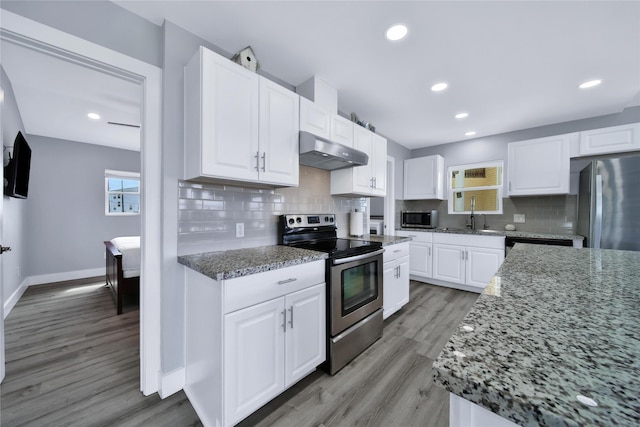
left=288, top=306, right=294, bottom=329
left=428, top=247, right=431, bottom=256
left=255, top=151, right=260, bottom=171
left=465, top=251, right=469, bottom=261
left=461, top=251, right=465, bottom=260
left=397, top=265, right=401, bottom=278
left=261, top=152, right=266, bottom=172
left=509, top=181, right=512, bottom=192
left=281, top=310, right=286, bottom=332
left=277, top=278, right=297, bottom=285
left=393, top=249, right=402, bottom=253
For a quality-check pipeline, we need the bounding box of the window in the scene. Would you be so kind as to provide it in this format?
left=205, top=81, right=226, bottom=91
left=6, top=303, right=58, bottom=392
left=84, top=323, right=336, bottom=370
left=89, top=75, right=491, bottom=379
left=448, top=161, right=504, bottom=214
left=105, top=169, right=140, bottom=215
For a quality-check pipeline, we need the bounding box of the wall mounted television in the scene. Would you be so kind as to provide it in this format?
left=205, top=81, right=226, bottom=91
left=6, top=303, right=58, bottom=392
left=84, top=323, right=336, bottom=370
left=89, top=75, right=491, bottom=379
left=4, top=131, right=32, bottom=199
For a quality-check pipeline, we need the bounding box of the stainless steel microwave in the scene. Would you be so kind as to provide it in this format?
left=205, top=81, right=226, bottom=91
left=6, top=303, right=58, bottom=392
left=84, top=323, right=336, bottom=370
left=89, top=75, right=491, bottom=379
left=401, top=210, right=439, bottom=229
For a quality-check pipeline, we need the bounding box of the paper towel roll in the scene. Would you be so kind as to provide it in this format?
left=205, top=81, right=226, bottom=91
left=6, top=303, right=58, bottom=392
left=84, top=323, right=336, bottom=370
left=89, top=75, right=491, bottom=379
left=350, top=211, right=364, bottom=237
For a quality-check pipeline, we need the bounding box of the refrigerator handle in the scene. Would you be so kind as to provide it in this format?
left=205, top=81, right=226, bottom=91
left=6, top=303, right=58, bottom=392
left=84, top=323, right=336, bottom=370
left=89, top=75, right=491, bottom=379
left=594, top=174, right=603, bottom=249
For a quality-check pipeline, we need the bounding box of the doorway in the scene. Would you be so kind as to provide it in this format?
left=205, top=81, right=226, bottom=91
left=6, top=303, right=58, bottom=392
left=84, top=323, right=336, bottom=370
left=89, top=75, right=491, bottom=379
left=0, top=10, right=162, bottom=394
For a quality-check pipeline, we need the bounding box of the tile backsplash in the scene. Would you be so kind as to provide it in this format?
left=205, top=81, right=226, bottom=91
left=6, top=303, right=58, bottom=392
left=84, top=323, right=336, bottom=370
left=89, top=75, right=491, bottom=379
left=178, top=166, right=368, bottom=255
left=397, top=195, right=577, bottom=234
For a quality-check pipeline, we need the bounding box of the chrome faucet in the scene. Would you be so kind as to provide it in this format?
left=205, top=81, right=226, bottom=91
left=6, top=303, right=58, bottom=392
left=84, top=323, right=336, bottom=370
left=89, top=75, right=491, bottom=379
left=482, top=214, right=488, bottom=230
left=467, top=196, right=476, bottom=230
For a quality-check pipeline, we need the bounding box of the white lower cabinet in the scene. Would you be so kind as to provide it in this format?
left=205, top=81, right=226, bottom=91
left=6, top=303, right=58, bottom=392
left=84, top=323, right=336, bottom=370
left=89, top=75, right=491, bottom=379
left=432, top=233, right=505, bottom=292
left=396, top=231, right=504, bottom=293
left=382, top=242, right=410, bottom=319
left=396, top=230, right=433, bottom=280
left=185, top=260, right=326, bottom=427
left=450, top=394, right=520, bottom=427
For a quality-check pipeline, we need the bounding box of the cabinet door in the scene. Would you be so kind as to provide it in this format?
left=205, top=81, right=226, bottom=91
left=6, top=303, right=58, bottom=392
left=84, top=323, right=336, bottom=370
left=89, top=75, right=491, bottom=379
left=259, top=78, right=300, bottom=186
left=201, top=48, right=260, bottom=180
left=284, top=283, right=326, bottom=386
left=330, top=115, right=354, bottom=147
left=433, top=243, right=466, bottom=285
left=403, top=155, right=444, bottom=200
left=396, top=257, right=410, bottom=308
left=224, top=298, right=285, bottom=425
left=508, top=134, right=571, bottom=196
left=352, top=126, right=374, bottom=193
left=299, top=97, right=331, bottom=139
left=466, top=247, right=504, bottom=289
left=409, top=242, right=432, bottom=278
left=579, top=123, right=640, bottom=156
left=371, top=133, right=387, bottom=196
left=383, top=261, right=398, bottom=319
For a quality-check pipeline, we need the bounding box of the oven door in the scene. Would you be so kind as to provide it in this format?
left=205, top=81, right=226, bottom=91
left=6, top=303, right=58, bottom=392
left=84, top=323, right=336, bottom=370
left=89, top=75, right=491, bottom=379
left=329, top=249, right=384, bottom=336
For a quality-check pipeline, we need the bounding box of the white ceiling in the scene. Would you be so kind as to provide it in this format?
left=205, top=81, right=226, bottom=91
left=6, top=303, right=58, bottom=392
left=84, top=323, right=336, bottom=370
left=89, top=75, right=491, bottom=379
left=2, top=1, right=640, bottom=152
left=115, top=0, right=640, bottom=149
left=1, top=39, right=141, bottom=151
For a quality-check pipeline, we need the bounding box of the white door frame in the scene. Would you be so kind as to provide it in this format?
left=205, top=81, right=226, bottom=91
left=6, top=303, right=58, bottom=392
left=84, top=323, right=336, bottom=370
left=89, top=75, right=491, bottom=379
left=0, top=11, right=162, bottom=395
left=384, top=156, right=395, bottom=235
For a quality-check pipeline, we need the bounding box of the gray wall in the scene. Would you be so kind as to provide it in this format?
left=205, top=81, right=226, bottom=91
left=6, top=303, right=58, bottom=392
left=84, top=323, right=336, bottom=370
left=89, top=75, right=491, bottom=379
left=1, top=1, right=163, bottom=68
left=25, top=135, right=140, bottom=276
left=412, top=106, right=640, bottom=173
left=1, top=66, right=28, bottom=306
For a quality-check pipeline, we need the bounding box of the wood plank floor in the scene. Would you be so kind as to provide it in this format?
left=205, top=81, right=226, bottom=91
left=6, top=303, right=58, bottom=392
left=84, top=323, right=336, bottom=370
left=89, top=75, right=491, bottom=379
left=1, top=278, right=478, bottom=427
left=0, top=277, right=200, bottom=427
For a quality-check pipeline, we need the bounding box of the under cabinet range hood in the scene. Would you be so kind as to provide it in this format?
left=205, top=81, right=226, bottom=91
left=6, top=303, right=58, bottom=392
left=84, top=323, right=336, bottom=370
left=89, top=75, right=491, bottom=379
left=299, top=131, right=368, bottom=171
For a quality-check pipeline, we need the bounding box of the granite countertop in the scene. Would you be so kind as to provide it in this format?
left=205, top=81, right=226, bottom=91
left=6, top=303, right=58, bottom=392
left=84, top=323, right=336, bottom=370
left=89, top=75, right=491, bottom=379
left=398, top=227, right=584, bottom=241
left=432, top=244, right=640, bottom=426
left=178, top=245, right=327, bottom=281
left=346, top=234, right=412, bottom=246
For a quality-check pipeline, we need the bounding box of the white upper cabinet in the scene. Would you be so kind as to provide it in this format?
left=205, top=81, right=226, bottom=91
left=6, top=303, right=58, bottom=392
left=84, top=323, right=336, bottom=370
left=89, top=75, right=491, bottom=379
left=331, top=125, right=387, bottom=196
left=184, top=46, right=299, bottom=186
left=578, top=123, right=640, bottom=156
left=299, top=97, right=354, bottom=147
left=403, top=155, right=444, bottom=200
left=330, top=114, right=354, bottom=147
left=299, top=97, right=331, bottom=139
left=259, top=78, right=300, bottom=186
left=507, top=134, right=573, bottom=196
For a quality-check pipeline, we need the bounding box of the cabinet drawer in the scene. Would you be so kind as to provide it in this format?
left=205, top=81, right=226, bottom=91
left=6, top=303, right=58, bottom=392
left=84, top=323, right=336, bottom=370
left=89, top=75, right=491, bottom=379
left=383, top=242, right=410, bottom=263
left=433, top=233, right=505, bottom=250
left=396, top=230, right=433, bottom=243
left=224, top=260, right=325, bottom=313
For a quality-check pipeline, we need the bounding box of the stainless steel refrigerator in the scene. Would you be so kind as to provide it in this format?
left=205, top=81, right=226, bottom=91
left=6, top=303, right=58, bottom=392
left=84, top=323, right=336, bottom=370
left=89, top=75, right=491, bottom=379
left=577, top=154, right=640, bottom=251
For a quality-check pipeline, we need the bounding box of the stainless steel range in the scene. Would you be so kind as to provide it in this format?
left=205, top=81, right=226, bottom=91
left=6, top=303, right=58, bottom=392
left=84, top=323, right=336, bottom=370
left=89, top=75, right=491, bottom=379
left=278, top=214, right=384, bottom=375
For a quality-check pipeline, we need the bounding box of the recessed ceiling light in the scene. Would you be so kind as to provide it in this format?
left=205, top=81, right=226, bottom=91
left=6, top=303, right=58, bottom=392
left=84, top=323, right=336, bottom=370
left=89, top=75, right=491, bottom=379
left=465, top=131, right=476, bottom=137
left=386, top=24, right=408, bottom=41
left=579, top=79, right=602, bottom=89
left=431, top=82, right=448, bottom=92
left=88, top=112, right=101, bottom=120
left=455, top=112, right=469, bottom=119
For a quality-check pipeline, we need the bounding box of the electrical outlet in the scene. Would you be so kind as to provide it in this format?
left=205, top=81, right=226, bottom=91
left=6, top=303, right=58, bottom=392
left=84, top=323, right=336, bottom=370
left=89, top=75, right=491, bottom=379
left=514, top=214, right=525, bottom=223
left=236, top=223, right=245, bottom=238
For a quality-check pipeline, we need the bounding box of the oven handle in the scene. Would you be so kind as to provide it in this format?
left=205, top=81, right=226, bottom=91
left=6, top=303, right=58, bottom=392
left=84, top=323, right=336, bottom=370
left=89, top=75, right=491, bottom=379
left=332, top=248, right=385, bottom=265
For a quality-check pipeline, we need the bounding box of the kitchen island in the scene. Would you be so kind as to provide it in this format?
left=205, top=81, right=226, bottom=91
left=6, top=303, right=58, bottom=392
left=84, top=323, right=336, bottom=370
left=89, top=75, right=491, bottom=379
left=432, top=243, right=640, bottom=427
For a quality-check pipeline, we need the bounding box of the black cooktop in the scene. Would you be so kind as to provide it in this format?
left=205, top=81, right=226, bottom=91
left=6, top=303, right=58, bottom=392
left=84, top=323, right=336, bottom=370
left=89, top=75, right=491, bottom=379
left=290, top=238, right=382, bottom=259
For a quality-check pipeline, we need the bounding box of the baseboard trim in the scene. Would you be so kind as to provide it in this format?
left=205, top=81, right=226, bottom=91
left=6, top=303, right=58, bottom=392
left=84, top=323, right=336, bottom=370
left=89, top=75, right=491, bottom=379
left=409, top=275, right=483, bottom=294
left=4, top=278, right=29, bottom=319
left=4, top=268, right=105, bottom=318
left=158, top=367, right=185, bottom=399
left=27, top=268, right=104, bottom=287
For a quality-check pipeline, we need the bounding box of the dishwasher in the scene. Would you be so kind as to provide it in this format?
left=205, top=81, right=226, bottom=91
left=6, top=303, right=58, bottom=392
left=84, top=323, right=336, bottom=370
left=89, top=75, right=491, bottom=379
left=505, top=236, right=574, bottom=256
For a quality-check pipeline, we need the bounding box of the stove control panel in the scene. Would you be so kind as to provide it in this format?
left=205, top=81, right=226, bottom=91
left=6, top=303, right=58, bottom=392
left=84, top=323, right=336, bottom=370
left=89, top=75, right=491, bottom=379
left=282, top=214, right=336, bottom=228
